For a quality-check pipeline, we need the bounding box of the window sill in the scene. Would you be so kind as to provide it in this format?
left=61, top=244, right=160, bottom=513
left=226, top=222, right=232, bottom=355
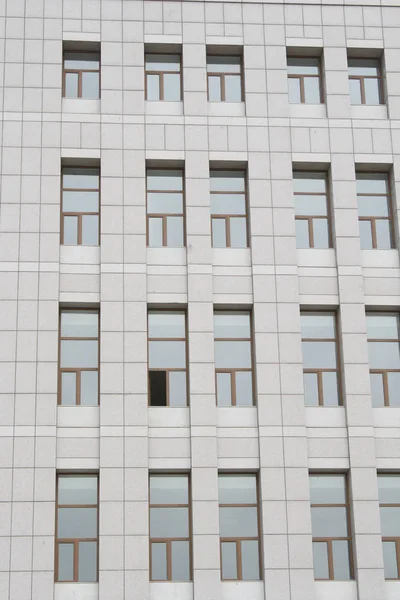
left=289, top=103, right=326, bottom=119
left=221, top=581, right=264, bottom=600
left=55, top=582, right=98, bottom=600
left=145, top=100, right=183, bottom=116
left=212, top=248, right=251, bottom=266
left=208, top=102, right=245, bottom=117
left=57, top=406, right=99, bottom=428
left=361, top=249, right=399, bottom=269
left=314, top=581, right=357, bottom=600
left=297, top=248, right=336, bottom=268
left=62, top=98, right=100, bottom=114
left=305, top=406, right=346, bottom=429
left=60, top=245, right=100, bottom=266
left=351, top=104, right=387, bottom=120
left=147, top=247, right=187, bottom=266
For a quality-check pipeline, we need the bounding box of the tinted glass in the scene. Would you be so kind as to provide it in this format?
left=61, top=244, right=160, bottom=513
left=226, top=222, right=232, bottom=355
left=149, top=341, right=186, bottom=369
left=230, top=217, right=247, bottom=247
left=383, top=541, right=398, bottom=579
left=302, top=341, right=336, bottom=369
left=235, top=371, right=253, bottom=406
left=217, top=372, right=232, bottom=406
left=322, top=371, right=339, bottom=406
left=221, top=542, right=237, bottom=579
left=332, top=540, right=351, bottom=580
left=304, top=372, right=319, bottom=406
left=376, top=220, right=392, bottom=249
left=63, top=169, right=99, bottom=190
left=78, top=542, right=97, bottom=582
left=147, top=171, right=183, bottom=191
left=287, top=57, right=320, bottom=75
left=149, top=312, right=185, bottom=338
left=215, top=341, right=252, bottom=369
left=370, top=372, right=385, bottom=407
left=359, top=220, right=373, bottom=249
left=358, top=196, right=390, bottom=218
left=163, top=73, right=181, bottom=101
left=208, top=75, right=222, bottom=101
left=149, top=217, right=163, bottom=246
left=349, top=78, right=362, bottom=105
left=368, top=341, right=400, bottom=370
left=63, top=191, right=99, bottom=212
left=63, top=216, right=78, bottom=245
left=313, top=541, right=329, bottom=579
left=58, top=543, right=74, bottom=581
left=295, top=219, right=310, bottom=248
left=225, top=75, right=242, bottom=102
left=61, top=372, right=76, bottom=405
left=301, top=314, right=335, bottom=339
left=150, top=476, right=188, bottom=504
left=364, top=78, right=381, bottom=105
left=61, top=311, right=98, bottom=337
left=207, top=55, right=241, bottom=73
left=150, top=507, right=189, bottom=537
left=171, top=541, right=190, bottom=580
left=288, top=78, right=301, bottom=103
left=81, top=371, right=98, bottom=406
left=379, top=476, right=400, bottom=503
left=82, top=215, right=99, bottom=245
left=61, top=340, right=98, bottom=369
left=166, top=216, right=184, bottom=246
left=148, top=192, right=183, bottom=214
left=211, top=193, right=246, bottom=215
left=304, top=77, right=321, bottom=103
left=241, top=540, right=259, bottom=580
left=214, top=313, right=251, bottom=338
left=58, top=476, right=97, bottom=504
left=212, top=218, right=227, bottom=248
left=380, top=507, right=400, bottom=536
left=210, top=172, right=245, bottom=192
left=295, top=194, right=328, bottom=216
left=58, top=507, right=97, bottom=538
left=169, top=371, right=187, bottom=407
left=147, top=74, right=160, bottom=100
left=64, top=53, right=100, bottom=69
left=348, top=58, right=380, bottom=76
left=293, top=173, right=326, bottom=194
left=146, top=54, right=180, bottom=71
left=367, top=315, right=398, bottom=340
left=311, top=506, right=348, bottom=537
left=388, top=372, right=400, bottom=406
left=65, top=72, right=78, bottom=98
left=219, top=475, right=257, bottom=504
left=152, top=543, right=167, bottom=580
left=220, top=506, right=258, bottom=537
left=356, top=174, right=388, bottom=195
left=82, top=72, right=99, bottom=99
left=310, top=475, right=346, bottom=504
left=313, top=218, right=329, bottom=248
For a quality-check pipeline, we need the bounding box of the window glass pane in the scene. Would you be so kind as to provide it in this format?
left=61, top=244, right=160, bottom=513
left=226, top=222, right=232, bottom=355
left=151, top=543, right=167, bottom=580
left=313, top=218, right=329, bottom=248
left=149, top=340, right=186, bottom=369
left=304, top=77, right=321, bottom=103
left=214, top=313, right=251, bottom=339
left=147, top=74, right=160, bottom=100
left=287, top=58, right=320, bottom=75
left=221, top=542, right=237, bottom=579
left=217, top=372, right=232, bottom=406
left=166, top=216, right=184, bottom=247
left=58, top=476, right=97, bottom=505
left=215, top=341, right=252, bottom=369
left=367, top=315, right=399, bottom=339
left=311, top=506, right=348, bottom=537
left=332, top=540, right=351, bottom=580
left=61, top=311, right=98, bottom=338
left=208, top=75, right=221, bottom=101
left=376, top=220, right=392, bottom=249
left=293, top=174, right=326, bottom=194
left=370, top=372, right=385, bottom=407
left=150, top=476, right=188, bottom=504
left=61, top=340, right=98, bottom=369
left=148, top=192, right=183, bottom=214
left=148, top=217, right=163, bottom=247
left=302, top=341, right=336, bottom=369
left=82, top=72, right=99, bottom=99
left=310, top=475, right=346, bottom=504
left=171, top=541, right=190, bottom=581
left=388, top=372, right=400, bottom=407
left=163, top=73, right=181, bottom=101
left=148, top=312, right=186, bottom=338
left=63, top=170, right=99, bottom=190
left=230, top=217, right=247, bottom=248
left=348, top=59, right=380, bottom=76
left=304, top=372, right=319, bottom=406
left=61, top=372, right=76, bottom=406
left=58, top=543, right=74, bottom=581
left=212, top=218, right=227, bottom=248
left=65, top=72, right=78, bottom=98
left=147, top=170, right=183, bottom=191
left=78, top=542, right=97, bottom=582
left=368, top=341, right=400, bottom=370
left=150, top=507, right=189, bottom=537
left=146, top=54, right=181, bottom=71
left=322, top=372, right=339, bottom=406
left=225, top=75, right=242, bottom=102
left=288, top=77, right=301, bottom=103
left=63, top=216, right=78, bottom=245
left=82, top=215, right=99, bottom=245
left=64, top=53, right=100, bottom=69
left=301, top=314, right=335, bottom=339
left=241, top=540, right=259, bottom=580
left=295, top=195, right=328, bottom=216
left=63, top=191, right=99, bottom=212
left=381, top=506, right=400, bottom=536
left=169, top=371, right=187, bottom=407
left=358, top=196, right=390, bottom=218
left=379, top=475, right=400, bottom=503
left=364, top=78, right=381, bottom=105
left=80, top=371, right=98, bottom=406
left=295, top=219, right=310, bottom=249
left=219, top=475, right=257, bottom=504
left=235, top=371, right=253, bottom=406
left=211, top=193, right=246, bottom=215
left=149, top=370, right=167, bottom=406
left=349, top=78, right=362, bottom=105
left=210, top=172, right=245, bottom=192
left=313, top=541, right=329, bottom=579
left=220, top=506, right=258, bottom=537
left=58, top=507, right=97, bottom=538
left=383, top=541, right=398, bottom=579
left=356, top=175, right=388, bottom=195
left=359, top=220, right=373, bottom=249
left=207, top=55, right=241, bottom=73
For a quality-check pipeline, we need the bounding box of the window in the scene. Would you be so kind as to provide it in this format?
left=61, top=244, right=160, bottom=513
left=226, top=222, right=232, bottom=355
left=378, top=474, right=400, bottom=579
left=63, top=51, right=100, bottom=99
left=367, top=313, right=400, bottom=407
left=55, top=475, right=98, bottom=582
left=310, top=474, right=352, bottom=580
left=148, top=311, right=187, bottom=407
left=207, top=55, right=243, bottom=102
left=150, top=475, right=191, bottom=581
left=287, top=57, right=322, bottom=104
left=301, top=313, right=340, bottom=406
left=210, top=171, right=247, bottom=248
left=357, top=173, right=393, bottom=249
left=293, top=172, right=330, bottom=249
left=219, top=474, right=260, bottom=580
left=59, top=310, right=99, bottom=406
left=348, top=58, right=383, bottom=105
left=214, top=312, right=253, bottom=406
left=147, top=169, right=184, bottom=247
left=61, top=167, right=100, bottom=246
left=145, top=54, right=181, bottom=101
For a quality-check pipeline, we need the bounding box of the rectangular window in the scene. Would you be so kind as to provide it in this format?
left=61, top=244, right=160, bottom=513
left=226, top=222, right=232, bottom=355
left=214, top=311, right=253, bottom=406
left=148, top=311, right=187, bottom=407
left=210, top=170, right=247, bottom=248
left=293, top=172, right=330, bottom=248
left=207, top=55, right=243, bottom=102
left=287, top=56, right=322, bottom=104
left=59, top=310, right=99, bottom=406
left=310, top=474, right=352, bottom=581
left=63, top=51, right=100, bottom=99
left=147, top=169, right=185, bottom=247
left=145, top=54, right=181, bottom=101
left=348, top=58, right=383, bottom=105
left=378, top=474, right=400, bottom=579
left=55, top=474, right=98, bottom=582
left=219, top=474, right=260, bottom=580
left=61, top=167, right=100, bottom=246
left=357, top=173, right=393, bottom=249
left=367, top=313, right=400, bottom=407
left=301, top=312, right=340, bottom=406
left=149, top=474, right=191, bottom=581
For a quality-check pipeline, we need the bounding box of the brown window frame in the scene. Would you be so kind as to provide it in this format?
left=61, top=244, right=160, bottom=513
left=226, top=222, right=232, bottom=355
left=62, top=49, right=100, bottom=99
left=149, top=473, right=192, bottom=582
left=287, top=56, right=323, bottom=104
left=206, top=55, right=244, bottom=102
left=58, top=309, right=100, bottom=406
left=60, top=166, right=100, bottom=246
left=145, top=53, right=182, bottom=101
left=55, top=473, right=99, bottom=583
left=210, top=169, right=249, bottom=249
left=367, top=312, right=400, bottom=407
left=293, top=171, right=332, bottom=249
left=378, top=474, right=400, bottom=580
left=348, top=58, right=384, bottom=106
left=357, top=172, right=394, bottom=250
left=146, top=168, right=185, bottom=248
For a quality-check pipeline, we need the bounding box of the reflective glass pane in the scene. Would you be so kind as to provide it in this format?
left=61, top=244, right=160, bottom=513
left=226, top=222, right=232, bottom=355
left=322, top=371, right=339, bottom=406
left=58, top=507, right=97, bottom=538
left=293, top=174, right=326, bottom=194
left=149, top=341, right=186, bottom=369
left=214, top=313, right=251, bottom=339
left=295, top=219, right=310, bottom=249
left=82, top=72, right=99, bottom=99
left=356, top=174, right=388, bottom=195
left=78, top=542, right=97, bottom=582
left=61, top=340, right=98, bottom=369
left=63, top=216, right=78, bottom=245
left=150, top=476, right=188, bottom=505
left=288, top=77, right=301, bottom=103
left=349, top=78, right=362, bottom=105
left=304, top=77, right=321, bottom=103
left=146, top=54, right=180, bottom=71
left=58, top=543, right=74, bottom=581
left=150, top=507, right=189, bottom=537
left=63, top=169, right=99, bottom=190
left=380, top=507, right=400, bottom=536
left=310, top=475, right=346, bottom=504
left=61, top=311, right=98, bottom=337
left=149, top=370, right=167, bottom=407
left=225, top=75, right=242, bottom=102
left=82, top=215, right=99, bottom=245
left=313, top=218, right=329, bottom=248
left=332, top=540, right=351, bottom=580
left=311, top=506, right=348, bottom=537
left=221, top=542, right=237, bottom=579
left=230, top=217, right=247, bottom=248
left=348, top=59, right=380, bottom=76
left=58, top=476, right=97, bottom=505
left=304, top=372, right=319, bottom=406
left=151, top=543, right=167, bottom=580
left=368, top=341, right=400, bottom=370
left=302, top=341, right=336, bottom=369
left=383, top=541, right=398, bottom=579
left=215, top=341, right=252, bottom=369
left=61, top=372, right=76, bottom=406
left=217, top=372, right=232, bottom=406
left=63, top=191, right=99, bottom=212
left=313, top=541, right=329, bottom=579
left=219, top=475, right=257, bottom=504
left=147, top=170, right=183, bottom=191
left=81, top=371, right=98, bottom=406
left=166, top=216, right=184, bottom=247
left=212, top=218, right=227, bottom=248
left=295, top=194, right=328, bottom=216
left=147, top=192, right=183, bottom=214
left=171, top=541, right=190, bottom=581
left=65, top=72, right=78, bottom=98
left=287, top=58, right=320, bottom=75
left=207, top=56, right=241, bottom=73
left=148, top=312, right=186, bottom=338
left=367, top=315, right=399, bottom=339
left=169, top=371, right=187, bottom=407
left=148, top=217, right=163, bottom=247
left=370, top=372, right=385, bottom=407
left=359, top=219, right=373, bottom=249
left=364, top=78, right=381, bottom=105
left=358, top=196, right=390, bottom=218
left=147, top=74, right=160, bottom=100
left=241, top=540, right=260, bottom=580
left=235, top=371, right=253, bottom=406
left=220, top=506, right=258, bottom=537
left=301, top=314, right=335, bottom=339
left=388, top=372, right=400, bottom=407
left=210, top=172, right=245, bottom=192
left=378, top=475, right=400, bottom=503
left=208, top=75, right=221, bottom=101
left=64, top=53, right=100, bottom=69
left=376, top=220, right=392, bottom=249
left=211, top=193, right=246, bottom=215
left=163, top=73, right=181, bottom=101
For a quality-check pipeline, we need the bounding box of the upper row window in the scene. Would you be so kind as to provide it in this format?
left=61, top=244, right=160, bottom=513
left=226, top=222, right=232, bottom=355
left=63, top=51, right=100, bottom=99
